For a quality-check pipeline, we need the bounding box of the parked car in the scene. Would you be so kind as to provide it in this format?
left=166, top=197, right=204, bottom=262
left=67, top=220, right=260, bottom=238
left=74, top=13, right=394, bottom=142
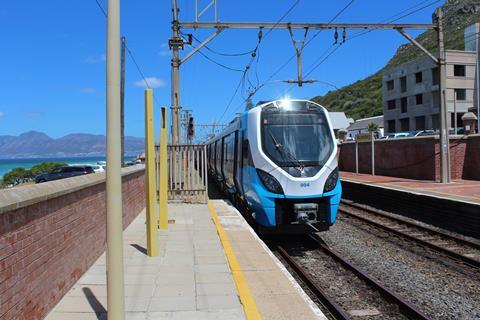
left=90, top=165, right=105, bottom=173
left=382, top=132, right=414, bottom=139
left=35, top=165, right=94, bottom=183
left=415, top=130, right=436, bottom=137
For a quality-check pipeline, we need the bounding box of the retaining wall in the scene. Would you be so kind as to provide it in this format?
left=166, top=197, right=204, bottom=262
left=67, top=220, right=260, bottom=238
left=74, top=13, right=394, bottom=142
left=0, top=166, right=145, bottom=319
left=339, top=135, right=480, bottom=181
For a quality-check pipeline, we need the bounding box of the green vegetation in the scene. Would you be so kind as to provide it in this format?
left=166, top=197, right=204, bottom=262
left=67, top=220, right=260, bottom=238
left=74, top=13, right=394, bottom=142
left=312, top=1, right=480, bottom=120
left=0, top=162, right=66, bottom=187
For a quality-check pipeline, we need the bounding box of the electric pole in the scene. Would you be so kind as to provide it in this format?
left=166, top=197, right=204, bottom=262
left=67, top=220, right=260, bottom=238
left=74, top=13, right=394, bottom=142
left=106, top=0, right=126, bottom=318
left=435, top=8, right=451, bottom=183
left=121, top=36, right=126, bottom=166
left=171, top=0, right=182, bottom=144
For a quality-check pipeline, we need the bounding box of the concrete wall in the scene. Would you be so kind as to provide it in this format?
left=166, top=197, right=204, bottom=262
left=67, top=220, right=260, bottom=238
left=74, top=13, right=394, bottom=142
left=339, top=135, right=480, bottom=181
left=0, top=166, right=145, bottom=319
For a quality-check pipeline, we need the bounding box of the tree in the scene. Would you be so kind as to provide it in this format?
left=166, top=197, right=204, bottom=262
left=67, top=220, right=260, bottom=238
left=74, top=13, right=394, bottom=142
left=30, top=162, right=66, bottom=177
left=1, top=162, right=66, bottom=187
left=2, top=168, right=31, bottom=186
left=367, top=122, right=379, bottom=139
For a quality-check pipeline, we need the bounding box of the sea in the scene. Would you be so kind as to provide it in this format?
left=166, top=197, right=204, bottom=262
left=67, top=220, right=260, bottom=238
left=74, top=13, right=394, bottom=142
left=0, top=156, right=135, bottom=178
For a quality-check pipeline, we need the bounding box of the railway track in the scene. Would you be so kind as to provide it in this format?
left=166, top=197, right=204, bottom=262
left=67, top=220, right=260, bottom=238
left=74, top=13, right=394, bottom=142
left=339, top=200, right=480, bottom=269
left=277, top=235, right=431, bottom=320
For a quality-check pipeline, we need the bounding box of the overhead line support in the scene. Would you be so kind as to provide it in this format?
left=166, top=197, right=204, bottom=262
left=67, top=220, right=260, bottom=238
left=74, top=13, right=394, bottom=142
left=180, top=28, right=224, bottom=65
left=179, top=22, right=435, bottom=30
left=395, top=27, right=438, bottom=64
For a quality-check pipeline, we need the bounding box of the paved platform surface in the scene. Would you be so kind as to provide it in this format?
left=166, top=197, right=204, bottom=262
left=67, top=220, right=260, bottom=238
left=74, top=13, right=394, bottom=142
left=341, top=171, right=480, bottom=205
left=46, top=201, right=324, bottom=320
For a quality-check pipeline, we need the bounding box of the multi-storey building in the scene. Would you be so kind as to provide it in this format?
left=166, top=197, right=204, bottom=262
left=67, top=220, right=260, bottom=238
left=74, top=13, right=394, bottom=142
left=382, top=25, right=478, bottom=134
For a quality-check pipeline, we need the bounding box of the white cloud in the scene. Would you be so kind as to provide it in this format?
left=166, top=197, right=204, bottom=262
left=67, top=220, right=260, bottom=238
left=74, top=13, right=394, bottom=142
left=84, top=54, right=106, bottom=64
left=159, top=43, right=170, bottom=56
left=159, top=50, right=170, bottom=56
left=0, top=111, right=4, bottom=118
left=134, top=77, right=165, bottom=88
left=80, top=87, right=96, bottom=94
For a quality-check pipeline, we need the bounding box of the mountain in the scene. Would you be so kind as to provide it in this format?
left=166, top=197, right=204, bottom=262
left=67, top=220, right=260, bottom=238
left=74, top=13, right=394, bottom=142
left=312, top=0, right=480, bottom=120
left=0, top=131, right=145, bottom=159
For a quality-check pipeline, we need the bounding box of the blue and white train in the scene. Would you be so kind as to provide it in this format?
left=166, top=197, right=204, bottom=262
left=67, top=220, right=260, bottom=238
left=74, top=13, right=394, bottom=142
left=207, top=99, right=341, bottom=234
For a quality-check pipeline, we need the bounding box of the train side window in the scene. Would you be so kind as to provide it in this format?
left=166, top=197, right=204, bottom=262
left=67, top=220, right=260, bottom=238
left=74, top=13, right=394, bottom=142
left=242, top=139, right=253, bottom=166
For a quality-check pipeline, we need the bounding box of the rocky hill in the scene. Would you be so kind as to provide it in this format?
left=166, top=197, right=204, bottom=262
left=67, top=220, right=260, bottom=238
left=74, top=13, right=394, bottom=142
left=0, top=131, right=144, bottom=158
left=312, top=0, right=480, bottom=120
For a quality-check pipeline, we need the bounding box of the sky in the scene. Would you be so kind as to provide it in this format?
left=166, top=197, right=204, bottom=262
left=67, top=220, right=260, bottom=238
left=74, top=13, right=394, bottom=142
left=0, top=0, right=442, bottom=139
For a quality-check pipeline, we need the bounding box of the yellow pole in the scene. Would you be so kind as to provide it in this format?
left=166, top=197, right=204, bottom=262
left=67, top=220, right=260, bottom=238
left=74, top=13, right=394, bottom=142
left=145, top=89, right=159, bottom=256
left=159, top=107, right=169, bottom=229
left=106, top=0, right=125, bottom=318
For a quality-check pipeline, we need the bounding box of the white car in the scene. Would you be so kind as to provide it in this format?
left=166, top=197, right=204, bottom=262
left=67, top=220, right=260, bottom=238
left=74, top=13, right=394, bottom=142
left=90, top=165, right=105, bottom=173
left=70, top=163, right=105, bottom=173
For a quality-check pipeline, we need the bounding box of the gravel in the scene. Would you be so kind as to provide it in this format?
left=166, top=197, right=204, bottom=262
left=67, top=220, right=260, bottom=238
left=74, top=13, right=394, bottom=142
left=287, top=241, right=409, bottom=320
left=320, top=217, right=480, bottom=320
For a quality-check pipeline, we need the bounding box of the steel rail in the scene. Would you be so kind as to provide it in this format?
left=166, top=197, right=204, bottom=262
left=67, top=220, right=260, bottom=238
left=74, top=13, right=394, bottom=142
left=339, top=202, right=480, bottom=269
left=308, top=234, right=432, bottom=320
left=277, top=246, right=352, bottom=320
left=341, top=200, right=480, bottom=250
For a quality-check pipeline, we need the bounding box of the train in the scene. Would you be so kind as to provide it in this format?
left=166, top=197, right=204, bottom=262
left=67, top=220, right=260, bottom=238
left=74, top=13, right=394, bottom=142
left=206, top=99, right=341, bottom=234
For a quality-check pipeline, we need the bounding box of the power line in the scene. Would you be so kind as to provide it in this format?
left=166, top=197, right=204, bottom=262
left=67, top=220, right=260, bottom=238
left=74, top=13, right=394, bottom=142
left=282, top=0, right=442, bottom=97
left=216, top=0, right=302, bottom=124
left=223, top=0, right=356, bottom=119
left=196, top=49, right=245, bottom=72
left=94, top=0, right=161, bottom=105
left=347, top=0, right=441, bottom=42
left=94, top=0, right=107, bottom=17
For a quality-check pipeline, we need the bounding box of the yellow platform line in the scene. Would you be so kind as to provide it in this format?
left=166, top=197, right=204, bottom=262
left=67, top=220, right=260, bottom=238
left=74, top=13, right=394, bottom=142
left=207, top=201, right=261, bottom=320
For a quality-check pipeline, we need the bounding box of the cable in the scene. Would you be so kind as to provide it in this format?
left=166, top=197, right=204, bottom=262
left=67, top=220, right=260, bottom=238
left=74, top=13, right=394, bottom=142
left=189, top=33, right=256, bottom=57
left=188, top=0, right=301, bottom=58
left=93, top=0, right=163, bottom=107
left=347, top=0, right=441, bottom=42
left=263, top=0, right=302, bottom=39
left=282, top=0, right=442, bottom=97
left=95, top=0, right=107, bottom=17
left=196, top=50, right=245, bottom=72
left=223, top=0, right=356, bottom=120
left=215, top=0, right=303, bottom=124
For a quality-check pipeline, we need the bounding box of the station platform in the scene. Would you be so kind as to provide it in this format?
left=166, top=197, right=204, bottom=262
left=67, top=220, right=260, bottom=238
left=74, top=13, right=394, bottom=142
left=46, top=200, right=325, bottom=320
left=340, top=171, right=480, bottom=239
left=341, top=171, right=480, bottom=205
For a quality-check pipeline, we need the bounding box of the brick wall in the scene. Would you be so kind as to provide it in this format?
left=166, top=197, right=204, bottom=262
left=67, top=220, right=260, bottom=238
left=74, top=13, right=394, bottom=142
left=0, top=167, right=145, bottom=319
left=463, top=135, right=480, bottom=180
left=339, top=135, right=479, bottom=181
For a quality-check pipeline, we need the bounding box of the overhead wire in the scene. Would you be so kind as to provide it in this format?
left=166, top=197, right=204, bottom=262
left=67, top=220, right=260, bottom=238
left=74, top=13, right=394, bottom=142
left=94, top=0, right=163, bottom=109
left=282, top=0, right=442, bottom=97
left=215, top=0, right=303, bottom=124
left=224, top=0, right=356, bottom=119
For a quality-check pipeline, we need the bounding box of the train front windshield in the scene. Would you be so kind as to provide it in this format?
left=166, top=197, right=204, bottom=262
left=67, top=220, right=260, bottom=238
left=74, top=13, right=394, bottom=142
left=261, top=101, right=334, bottom=169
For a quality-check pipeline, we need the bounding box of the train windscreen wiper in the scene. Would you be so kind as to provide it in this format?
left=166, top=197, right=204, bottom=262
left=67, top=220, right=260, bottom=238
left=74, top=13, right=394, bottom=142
left=267, top=128, right=304, bottom=171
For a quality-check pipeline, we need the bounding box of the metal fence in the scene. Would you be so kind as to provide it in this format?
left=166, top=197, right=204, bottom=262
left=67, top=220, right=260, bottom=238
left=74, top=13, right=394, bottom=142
left=167, top=144, right=208, bottom=203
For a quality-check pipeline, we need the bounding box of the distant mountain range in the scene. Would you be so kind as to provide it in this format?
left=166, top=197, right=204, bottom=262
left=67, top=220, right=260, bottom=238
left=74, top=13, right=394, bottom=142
left=0, top=131, right=145, bottom=159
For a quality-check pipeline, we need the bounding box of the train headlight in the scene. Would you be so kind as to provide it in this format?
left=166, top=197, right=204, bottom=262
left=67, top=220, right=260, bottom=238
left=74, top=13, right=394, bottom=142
left=323, top=167, right=339, bottom=193
left=256, top=169, right=284, bottom=194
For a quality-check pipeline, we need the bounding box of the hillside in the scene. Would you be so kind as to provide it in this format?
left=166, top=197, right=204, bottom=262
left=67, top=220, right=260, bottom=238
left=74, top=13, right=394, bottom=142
left=312, top=0, right=480, bottom=120
left=0, top=131, right=144, bottom=158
